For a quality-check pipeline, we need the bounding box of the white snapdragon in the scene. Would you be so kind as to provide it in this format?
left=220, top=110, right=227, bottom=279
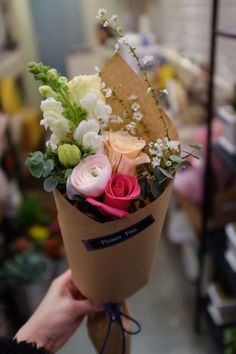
left=142, top=55, right=154, bottom=65
left=103, top=20, right=109, bottom=27
left=40, top=98, right=70, bottom=149
left=80, top=91, right=112, bottom=127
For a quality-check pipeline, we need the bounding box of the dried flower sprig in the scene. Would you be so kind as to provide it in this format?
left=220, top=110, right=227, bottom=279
left=96, top=9, right=169, bottom=138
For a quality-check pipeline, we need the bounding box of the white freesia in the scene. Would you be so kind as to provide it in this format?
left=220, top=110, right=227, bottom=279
left=80, top=91, right=112, bottom=127
left=83, top=132, right=103, bottom=152
left=73, top=119, right=100, bottom=143
left=40, top=98, right=70, bottom=149
left=73, top=119, right=103, bottom=152
left=67, top=74, right=104, bottom=104
left=66, top=154, right=112, bottom=198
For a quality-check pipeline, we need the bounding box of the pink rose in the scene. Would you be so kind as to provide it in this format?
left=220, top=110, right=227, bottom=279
left=86, top=173, right=141, bottom=218
left=66, top=154, right=112, bottom=199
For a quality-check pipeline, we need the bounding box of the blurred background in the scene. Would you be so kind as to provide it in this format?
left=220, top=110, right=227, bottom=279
left=0, top=0, right=236, bottom=353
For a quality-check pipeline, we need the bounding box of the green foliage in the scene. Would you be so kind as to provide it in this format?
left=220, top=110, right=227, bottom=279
left=139, top=180, right=149, bottom=201
left=43, top=176, right=58, bottom=192
left=189, top=143, right=203, bottom=150
left=158, top=167, right=174, bottom=179
left=17, top=195, right=49, bottom=227
left=224, top=327, right=236, bottom=354
left=25, top=151, right=44, bottom=178
left=2, top=251, right=46, bottom=286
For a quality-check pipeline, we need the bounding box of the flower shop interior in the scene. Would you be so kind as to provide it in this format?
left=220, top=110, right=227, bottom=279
left=0, top=0, right=236, bottom=353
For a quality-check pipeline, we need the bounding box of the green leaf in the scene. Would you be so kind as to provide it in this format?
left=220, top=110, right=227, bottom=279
left=158, top=167, right=174, bottom=179
left=43, top=159, right=54, bottom=177
left=139, top=181, right=148, bottom=201
left=25, top=151, right=45, bottom=178
left=169, top=155, right=185, bottom=163
left=43, top=176, right=58, bottom=192
left=25, top=159, right=44, bottom=178
left=150, top=181, right=163, bottom=199
left=190, top=143, right=203, bottom=150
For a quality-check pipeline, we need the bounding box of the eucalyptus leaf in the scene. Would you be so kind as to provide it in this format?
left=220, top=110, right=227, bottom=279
left=43, top=159, right=54, bottom=177
left=139, top=181, right=148, bottom=201
left=158, top=167, right=174, bottom=179
left=26, top=159, right=44, bottom=178
left=169, top=155, right=185, bottom=163
left=150, top=181, right=163, bottom=199
left=44, top=176, right=58, bottom=192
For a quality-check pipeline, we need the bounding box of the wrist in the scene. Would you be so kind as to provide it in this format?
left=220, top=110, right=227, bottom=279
left=15, top=322, right=48, bottom=351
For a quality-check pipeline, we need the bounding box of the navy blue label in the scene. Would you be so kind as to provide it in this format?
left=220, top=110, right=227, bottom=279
left=82, top=215, right=155, bottom=251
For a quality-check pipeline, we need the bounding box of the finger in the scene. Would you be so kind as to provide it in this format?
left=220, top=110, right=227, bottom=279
left=73, top=299, right=104, bottom=316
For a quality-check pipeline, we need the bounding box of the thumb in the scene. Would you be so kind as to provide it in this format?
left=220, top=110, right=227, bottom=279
left=73, top=299, right=104, bottom=316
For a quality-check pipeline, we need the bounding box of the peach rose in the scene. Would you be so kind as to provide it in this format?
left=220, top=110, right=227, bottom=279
left=103, top=131, right=150, bottom=174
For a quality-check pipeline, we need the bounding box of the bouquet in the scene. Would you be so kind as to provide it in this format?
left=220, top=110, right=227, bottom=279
left=26, top=8, right=201, bottom=353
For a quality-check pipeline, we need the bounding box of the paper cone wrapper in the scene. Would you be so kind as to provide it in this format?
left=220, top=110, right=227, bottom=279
left=54, top=54, right=178, bottom=304
left=87, top=301, right=131, bottom=354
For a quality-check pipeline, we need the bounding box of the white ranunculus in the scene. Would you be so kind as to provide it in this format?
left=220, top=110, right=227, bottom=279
left=67, top=74, right=104, bottom=104
left=73, top=119, right=100, bottom=143
left=83, top=131, right=103, bottom=153
left=80, top=91, right=112, bottom=127
left=66, top=154, right=112, bottom=198
left=40, top=98, right=70, bottom=141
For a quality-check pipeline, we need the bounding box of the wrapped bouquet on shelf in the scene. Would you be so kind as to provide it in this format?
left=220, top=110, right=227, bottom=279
left=25, top=8, right=201, bottom=354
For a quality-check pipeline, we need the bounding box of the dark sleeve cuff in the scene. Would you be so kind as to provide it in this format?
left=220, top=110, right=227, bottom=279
left=0, top=338, right=50, bottom=354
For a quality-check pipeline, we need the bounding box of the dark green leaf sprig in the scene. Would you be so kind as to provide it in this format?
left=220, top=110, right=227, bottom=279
left=139, top=143, right=203, bottom=201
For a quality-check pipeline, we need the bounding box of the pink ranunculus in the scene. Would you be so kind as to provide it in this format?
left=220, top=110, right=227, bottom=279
left=86, top=173, right=141, bottom=218
left=66, top=154, right=112, bottom=199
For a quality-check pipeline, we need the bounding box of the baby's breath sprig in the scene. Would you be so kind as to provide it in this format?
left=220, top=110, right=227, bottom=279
left=96, top=10, right=169, bottom=138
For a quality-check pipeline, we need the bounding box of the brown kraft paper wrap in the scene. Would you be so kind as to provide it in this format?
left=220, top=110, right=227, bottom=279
left=53, top=54, right=178, bottom=304
left=87, top=301, right=131, bottom=354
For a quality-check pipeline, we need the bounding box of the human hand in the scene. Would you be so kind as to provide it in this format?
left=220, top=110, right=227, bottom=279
left=15, top=270, right=103, bottom=353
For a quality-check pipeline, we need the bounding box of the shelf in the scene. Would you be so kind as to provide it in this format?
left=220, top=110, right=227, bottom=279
left=209, top=230, right=236, bottom=294
left=203, top=307, right=223, bottom=353
left=215, top=30, right=236, bottom=39
left=213, top=143, right=236, bottom=175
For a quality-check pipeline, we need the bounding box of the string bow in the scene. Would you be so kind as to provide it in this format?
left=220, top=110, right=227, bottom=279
left=99, top=303, right=141, bottom=354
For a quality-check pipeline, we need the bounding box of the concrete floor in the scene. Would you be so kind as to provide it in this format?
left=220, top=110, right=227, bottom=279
left=59, top=238, right=216, bottom=354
